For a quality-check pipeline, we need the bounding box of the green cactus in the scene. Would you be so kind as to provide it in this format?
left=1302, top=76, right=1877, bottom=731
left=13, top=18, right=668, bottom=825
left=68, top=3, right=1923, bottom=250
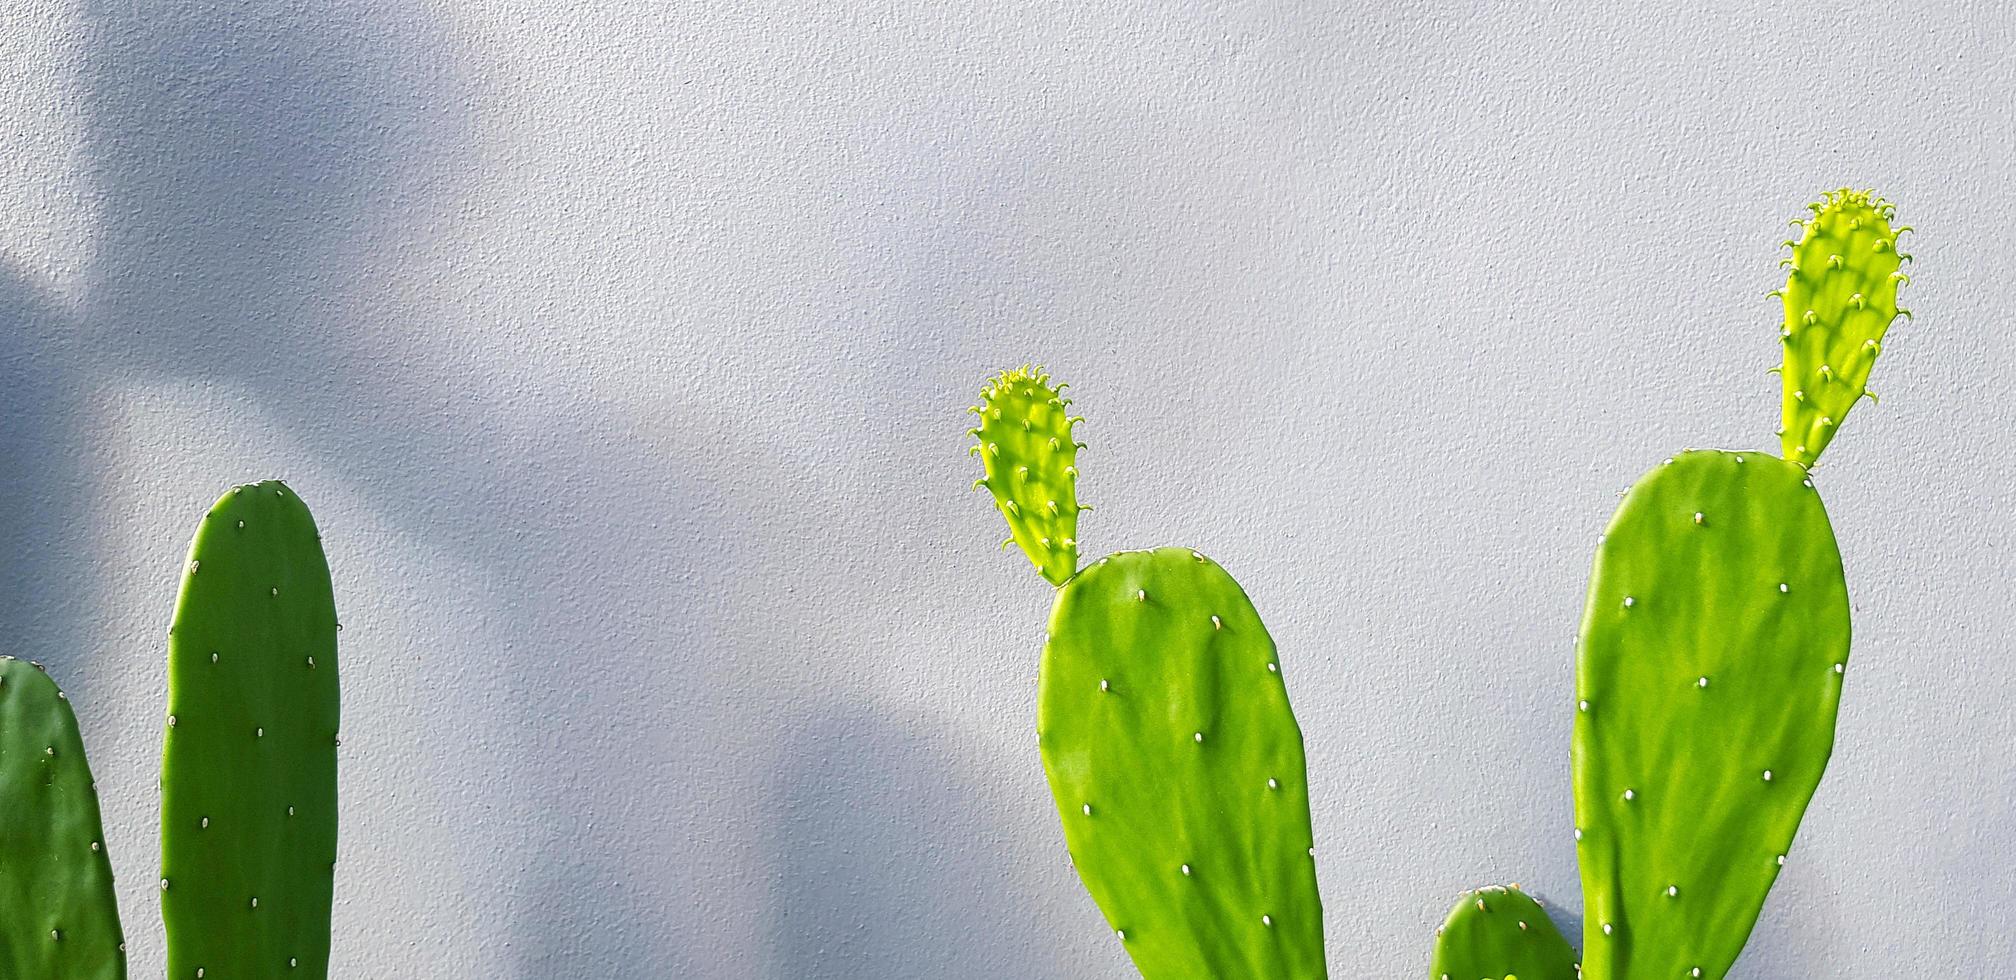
left=161, top=481, right=341, bottom=979
left=1570, top=189, right=1907, bottom=980
left=970, top=370, right=1326, bottom=979
left=1776, top=188, right=1910, bottom=466
left=1430, top=885, right=1575, bottom=980
left=1429, top=190, right=1912, bottom=980
left=970, top=366, right=1085, bottom=586
left=0, top=658, right=125, bottom=979
left=1042, top=548, right=1324, bottom=977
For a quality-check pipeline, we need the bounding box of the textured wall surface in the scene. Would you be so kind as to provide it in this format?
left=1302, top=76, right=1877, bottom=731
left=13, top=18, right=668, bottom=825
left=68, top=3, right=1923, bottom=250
left=0, top=1, right=2010, bottom=976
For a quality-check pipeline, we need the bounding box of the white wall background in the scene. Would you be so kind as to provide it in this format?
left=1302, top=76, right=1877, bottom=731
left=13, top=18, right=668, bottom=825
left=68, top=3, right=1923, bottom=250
left=0, top=0, right=2010, bottom=976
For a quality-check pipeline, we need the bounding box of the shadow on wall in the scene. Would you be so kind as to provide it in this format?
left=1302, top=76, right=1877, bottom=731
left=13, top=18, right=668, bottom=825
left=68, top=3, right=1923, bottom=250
left=11, top=3, right=1058, bottom=976
left=766, top=705, right=1074, bottom=980
left=0, top=263, right=85, bottom=677
left=0, top=1, right=723, bottom=975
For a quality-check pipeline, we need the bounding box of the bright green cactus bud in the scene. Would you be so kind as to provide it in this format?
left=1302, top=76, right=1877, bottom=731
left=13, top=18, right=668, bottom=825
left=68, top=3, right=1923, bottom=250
left=0, top=658, right=126, bottom=980
left=1574, top=450, right=1848, bottom=980
left=162, top=481, right=340, bottom=979
left=1430, top=885, right=1576, bottom=980
left=1039, top=547, right=1324, bottom=980
left=1777, top=188, right=1910, bottom=466
left=969, top=366, right=1084, bottom=585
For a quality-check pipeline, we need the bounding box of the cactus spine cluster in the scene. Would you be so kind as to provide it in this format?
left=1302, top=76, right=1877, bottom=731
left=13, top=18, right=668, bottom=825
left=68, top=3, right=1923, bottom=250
left=969, top=367, right=1327, bottom=979
left=1433, top=189, right=1912, bottom=980
left=0, top=481, right=339, bottom=979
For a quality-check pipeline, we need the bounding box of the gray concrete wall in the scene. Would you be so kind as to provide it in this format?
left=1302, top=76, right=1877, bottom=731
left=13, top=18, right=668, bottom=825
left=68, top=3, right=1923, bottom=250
left=0, top=1, right=2007, bottom=975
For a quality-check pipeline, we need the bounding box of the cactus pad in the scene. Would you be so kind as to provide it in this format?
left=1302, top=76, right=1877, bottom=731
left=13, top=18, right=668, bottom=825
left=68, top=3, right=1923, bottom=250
left=1039, top=547, right=1324, bottom=979
left=1778, top=188, right=1908, bottom=466
left=969, top=366, right=1084, bottom=585
left=0, top=658, right=125, bottom=979
left=162, top=481, right=340, bottom=979
left=1573, top=450, right=1848, bottom=979
left=1430, top=885, right=1576, bottom=980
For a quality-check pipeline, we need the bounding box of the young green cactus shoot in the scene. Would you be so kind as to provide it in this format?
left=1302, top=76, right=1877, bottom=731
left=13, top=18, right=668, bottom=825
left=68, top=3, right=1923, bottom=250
left=1777, top=189, right=1911, bottom=466
left=969, top=367, right=1085, bottom=585
left=970, top=367, right=1326, bottom=980
left=1431, top=885, right=1576, bottom=980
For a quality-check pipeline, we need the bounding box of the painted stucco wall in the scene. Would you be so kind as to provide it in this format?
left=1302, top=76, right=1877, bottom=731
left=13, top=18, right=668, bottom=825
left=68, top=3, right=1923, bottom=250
left=1, top=1, right=2010, bottom=976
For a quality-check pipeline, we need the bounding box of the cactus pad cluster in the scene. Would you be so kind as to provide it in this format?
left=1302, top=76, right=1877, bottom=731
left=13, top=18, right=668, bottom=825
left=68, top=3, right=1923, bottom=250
left=1434, top=188, right=1914, bottom=980
left=970, top=369, right=1328, bottom=979
left=0, top=481, right=340, bottom=979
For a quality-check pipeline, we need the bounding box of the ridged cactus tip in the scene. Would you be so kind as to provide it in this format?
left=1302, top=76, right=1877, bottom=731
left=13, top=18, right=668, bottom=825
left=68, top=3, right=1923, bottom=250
left=969, top=366, right=1085, bottom=586
left=0, top=658, right=125, bottom=980
left=1431, top=885, right=1576, bottom=980
left=1777, top=188, right=1911, bottom=466
left=162, top=480, right=340, bottom=979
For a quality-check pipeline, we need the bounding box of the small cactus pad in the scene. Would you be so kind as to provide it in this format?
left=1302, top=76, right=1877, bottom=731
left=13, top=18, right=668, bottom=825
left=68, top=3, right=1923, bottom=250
left=1778, top=189, right=1908, bottom=466
left=0, top=658, right=125, bottom=979
left=1574, top=451, right=1848, bottom=979
left=1039, top=548, right=1324, bottom=979
left=970, top=366, right=1084, bottom=585
left=1430, top=885, right=1576, bottom=980
left=162, top=481, right=339, bottom=979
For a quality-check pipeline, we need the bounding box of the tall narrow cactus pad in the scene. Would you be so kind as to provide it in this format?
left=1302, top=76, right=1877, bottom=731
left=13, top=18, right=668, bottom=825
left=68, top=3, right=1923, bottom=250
left=0, top=659, right=125, bottom=979
left=1574, top=451, right=1847, bottom=979
left=1039, top=547, right=1324, bottom=979
left=1430, top=885, right=1576, bottom=980
left=163, top=481, right=340, bottom=979
left=970, top=366, right=1084, bottom=585
left=1778, top=189, right=1908, bottom=466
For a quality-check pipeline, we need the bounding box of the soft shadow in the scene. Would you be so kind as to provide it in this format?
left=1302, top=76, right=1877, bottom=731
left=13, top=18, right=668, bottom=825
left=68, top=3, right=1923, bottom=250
left=0, top=261, right=92, bottom=681
left=766, top=706, right=1073, bottom=980
left=52, top=2, right=713, bottom=974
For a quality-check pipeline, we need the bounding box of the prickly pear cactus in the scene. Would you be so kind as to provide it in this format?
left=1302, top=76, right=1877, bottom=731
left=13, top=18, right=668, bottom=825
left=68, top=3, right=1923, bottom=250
left=1777, top=189, right=1910, bottom=466
left=0, top=658, right=125, bottom=979
left=1430, top=885, right=1575, bottom=980
left=1573, top=191, right=1910, bottom=979
left=162, top=481, right=339, bottom=979
left=969, top=366, right=1084, bottom=585
left=1574, top=451, right=1845, bottom=979
left=1041, top=548, right=1324, bottom=979
left=968, top=368, right=1327, bottom=978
